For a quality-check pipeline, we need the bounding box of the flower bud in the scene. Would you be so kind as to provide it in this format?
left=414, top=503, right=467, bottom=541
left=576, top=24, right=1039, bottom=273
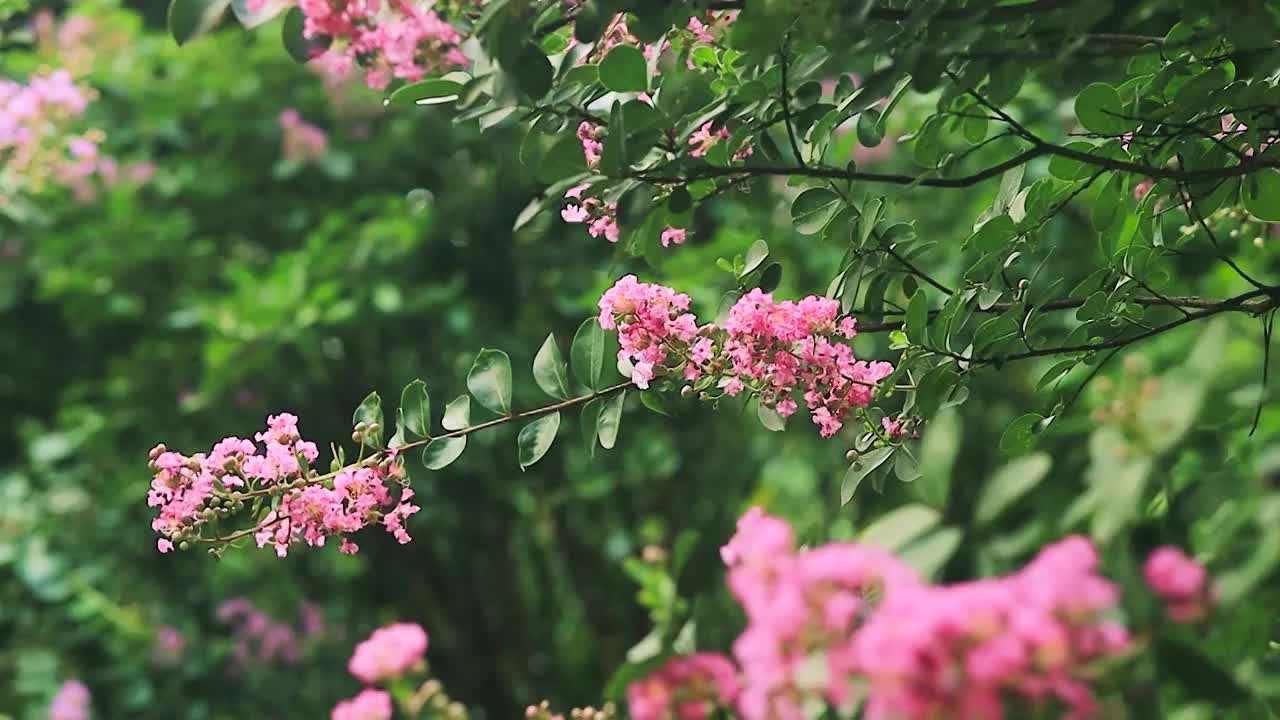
left=351, top=431, right=363, bottom=443
left=846, top=449, right=858, bottom=461
left=179, top=541, right=190, bottom=551
left=149, top=444, right=166, bottom=460
left=681, top=385, right=695, bottom=397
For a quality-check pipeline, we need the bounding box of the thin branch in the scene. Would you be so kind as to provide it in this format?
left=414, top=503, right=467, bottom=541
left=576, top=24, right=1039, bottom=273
left=778, top=35, right=807, bottom=168
left=1252, top=310, right=1275, bottom=436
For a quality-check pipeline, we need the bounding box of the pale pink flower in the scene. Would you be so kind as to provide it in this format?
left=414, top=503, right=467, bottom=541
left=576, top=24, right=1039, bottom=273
left=49, top=680, right=90, bottom=720
left=348, top=622, right=429, bottom=684
left=1144, top=546, right=1213, bottom=622
left=332, top=688, right=393, bottom=720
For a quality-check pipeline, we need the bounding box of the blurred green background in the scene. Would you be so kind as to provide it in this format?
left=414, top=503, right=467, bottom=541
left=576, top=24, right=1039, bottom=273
left=2, top=2, right=1277, bottom=718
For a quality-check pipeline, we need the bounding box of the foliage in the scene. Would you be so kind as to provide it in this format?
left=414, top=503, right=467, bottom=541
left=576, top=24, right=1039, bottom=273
left=3, top=0, right=1280, bottom=718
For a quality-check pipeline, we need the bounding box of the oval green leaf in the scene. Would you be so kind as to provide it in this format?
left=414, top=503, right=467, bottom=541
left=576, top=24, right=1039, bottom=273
left=517, top=412, right=561, bottom=470
left=467, top=349, right=513, bottom=416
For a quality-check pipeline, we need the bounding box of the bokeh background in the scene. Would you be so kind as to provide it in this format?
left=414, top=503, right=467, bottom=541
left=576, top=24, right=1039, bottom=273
left=2, top=2, right=1277, bottom=719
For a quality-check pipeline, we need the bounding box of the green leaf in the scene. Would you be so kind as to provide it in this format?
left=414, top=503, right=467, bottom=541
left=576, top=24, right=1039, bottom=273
left=905, top=289, right=929, bottom=344
left=1047, top=142, right=1099, bottom=181
left=916, top=407, right=958, bottom=508
left=571, top=318, right=606, bottom=391
left=898, top=527, right=961, bottom=579
left=352, top=391, right=384, bottom=447
left=757, top=401, right=786, bottom=432
left=596, top=390, right=626, bottom=449
left=969, top=215, right=1016, bottom=254
left=533, top=334, right=571, bottom=400
left=442, top=395, right=471, bottom=431
left=387, top=78, right=465, bottom=107
left=510, top=43, right=554, bottom=99
left=975, top=452, right=1052, bottom=526
left=281, top=6, right=309, bottom=62
left=400, top=379, right=431, bottom=438
left=841, top=446, right=894, bottom=505
left=742, top=239, right=770, bottom=276
left=467, top=349, right=513, bottom=416
left=422, top=436, right=466, bottom=470
left=169, top=0, right=226, bottom=45
left=1155, top=638, right=1249, bottom=706
left=790, top=188, right=842, bottom=235
left=856, top=109, right=884, bottom=147
left=1074, top=83, right=1127, bottom=135
left=599, top=45, right=648, bottom=93
left=1241, top=167, right=1280, bottom=221
left=999, top=413, right=1043, bottom=454
left=581, top=397, right=603, bottom=452
left=517, top=412, right=561, bottom=470
left=757, top=263, right=783, bottom=293
left=860, top=503, right=940, bottom=552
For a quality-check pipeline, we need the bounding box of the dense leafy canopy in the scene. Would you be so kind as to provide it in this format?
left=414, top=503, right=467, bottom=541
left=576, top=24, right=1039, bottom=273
left=2, top=0, right=1280, bottom=718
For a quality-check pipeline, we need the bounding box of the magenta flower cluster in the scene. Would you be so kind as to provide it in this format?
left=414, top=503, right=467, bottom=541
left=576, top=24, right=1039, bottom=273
left=148, top=413, right=417, bottom=557
left=331, top=622, right=430, bottom=719
left=291, top=0, right=468, bottom=89
left=1143, top=546, right=1213, bottom=622
left=629, top=508, right=1145, bottom=720
left=598, top=277, right=894, bottom=437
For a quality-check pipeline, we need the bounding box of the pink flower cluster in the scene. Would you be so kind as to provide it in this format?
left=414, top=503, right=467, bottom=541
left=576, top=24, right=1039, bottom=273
left=256, top=465, right=419, bottom=557
left=295, top=0, right=468, bottom=89
left=597, top=279, right=895, bottom=437
left=348, top=621, right=429, bottom=683
left=147, top=413, right=416, bottom=557
left=217, top=597, right=328, bottom=670
left=721, top=507, right=921, bottom=718
left=577, top=121, right=604, bottom=167
left=720, top=290, right=892, bottom=437
left=1144, top=546, right=1213, bottom=622
left=686, top=11, right=737, bottom=45
left=0, top=69, right=139, bottom=202
left=49, top=680, right=90, bottom=720
left=688, top=122, right=752, bottom=160
left=627, top=653, right=739, bottom=720
left=660, top=226, right=687, bottom=247
left=562, top=183, right=620, bottom=243
left=333, top=688, right=394, bottom=720
left=597, top=275, right=699, bottom=389
left=629, top=509, right=1134, bottom=720
left=332, top=622, right=429, bottom=718
left=857, top=536, right=1130, bottom=720
left=279, top=109, right=329, bottom=164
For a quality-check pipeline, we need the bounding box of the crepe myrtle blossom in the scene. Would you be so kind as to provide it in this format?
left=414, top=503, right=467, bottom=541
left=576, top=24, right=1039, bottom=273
left=1144, top=546, right=1214, bottom=622
left=49, top=680, right=91, bottom=720
left=331, top=688, right=393, bottom=720
left=629, top=508, right=1134, bottom=720
left=597, top=278, right=894, bottom=437
left=292, top=0, right=468, bottom=89
left=561, top=183, right=620, bottom=243
left=660, top=225, right=687, bottom=247
left=147, top=413, right=417, bottom=557
left=348, top=622, right=429, bottom=684
left=688, top=122, right=753, bottom=160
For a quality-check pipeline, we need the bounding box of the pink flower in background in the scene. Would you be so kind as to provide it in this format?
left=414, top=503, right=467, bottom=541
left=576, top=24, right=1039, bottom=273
left=348, top=622, right=429, bottom=684
left=627, top=654, right=739, bottom=720
left=1133, top=179, right=1154, bottom=200
left=279, top=109, right=328, bottom=164
left=688, top=122, right=728, bottom=158
left=1144, top=546, right=1213, bottom=622
left=332, top=688, right=394, bottom=720
left=153, top=625, right=187, bottom=666
left=696, top=509, right=1133, bottom=720
left=660, top=226, right=687, bottom=247
left=49, top=680, right=91, bottom=720
left=297, top=0, right=468, bottom=90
